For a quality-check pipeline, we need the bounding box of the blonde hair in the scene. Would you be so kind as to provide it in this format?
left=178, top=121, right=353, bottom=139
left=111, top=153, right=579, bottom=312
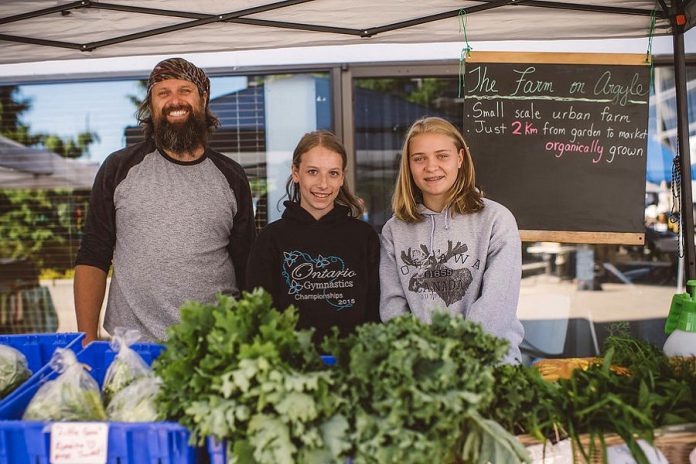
left=392, top=117, right=483, bottom=222
left=285, top=130, right=364, bottom=218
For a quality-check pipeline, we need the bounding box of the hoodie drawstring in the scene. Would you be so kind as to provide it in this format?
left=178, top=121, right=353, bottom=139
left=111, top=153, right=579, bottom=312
left=427, top=208, right=450, bottom=256
left=429, top=215, right=436, bottom=255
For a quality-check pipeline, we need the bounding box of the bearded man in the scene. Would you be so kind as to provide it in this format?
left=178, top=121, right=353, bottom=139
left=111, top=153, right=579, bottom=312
left=74, top=58, right=255, bottom=344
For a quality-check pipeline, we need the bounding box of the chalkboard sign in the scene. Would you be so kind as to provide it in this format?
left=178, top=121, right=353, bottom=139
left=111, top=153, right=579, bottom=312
left=462, top=52, right=650, bottom=244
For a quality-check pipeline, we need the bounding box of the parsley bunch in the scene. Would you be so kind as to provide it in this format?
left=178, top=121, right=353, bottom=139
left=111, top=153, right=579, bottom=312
left=323, top=312, right=530, bottom=464
left=154, top=290, right=349, bottom=464
left=483, top=364, right=561, bottom=439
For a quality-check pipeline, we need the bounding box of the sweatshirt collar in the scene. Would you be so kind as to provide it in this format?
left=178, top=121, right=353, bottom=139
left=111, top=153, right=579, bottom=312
left=416, top=203, right=451, bottom=255
left=282, top=200, right=351, bottom=225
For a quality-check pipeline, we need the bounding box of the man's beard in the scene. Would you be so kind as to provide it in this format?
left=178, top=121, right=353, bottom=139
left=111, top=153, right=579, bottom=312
left=153, top=103, right=208, bottom=155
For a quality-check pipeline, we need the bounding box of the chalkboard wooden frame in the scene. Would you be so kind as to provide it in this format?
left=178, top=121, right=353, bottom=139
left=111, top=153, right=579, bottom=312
left=464, top=52, right=650, bottom=245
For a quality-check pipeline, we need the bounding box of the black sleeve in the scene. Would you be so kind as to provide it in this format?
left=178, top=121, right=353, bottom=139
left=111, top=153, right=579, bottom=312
left=365, top=227, right=382, bottom=323
left=75, top=142, right=152, bottom=272
left=246, top=228, right=279, bottom=300
left=74, top=155, right=117, bottom=272
left=208, top=152, right=257, bottom=292
left=229, top=174, right=256, bottom=292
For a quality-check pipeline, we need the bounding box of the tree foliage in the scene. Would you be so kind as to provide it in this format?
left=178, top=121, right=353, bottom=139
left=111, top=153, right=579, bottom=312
left=0, top=189, right=88, bottom=272
left=0, top=85, right=98, bottom=159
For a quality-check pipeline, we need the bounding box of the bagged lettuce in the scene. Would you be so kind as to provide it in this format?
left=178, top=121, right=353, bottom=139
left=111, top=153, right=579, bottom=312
left=107, top=375, right=162, bottom=422
left=0, top=344, right=32, bottom=398
left=23, top=348, right=106, bottom=421
left=102, top=328, right=151, bottom=404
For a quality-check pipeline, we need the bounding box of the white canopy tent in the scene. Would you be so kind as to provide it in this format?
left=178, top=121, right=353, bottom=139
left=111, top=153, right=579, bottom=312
left=0, top=0, right=695, bottom=277
left=0, top=1, right=693, bottom=65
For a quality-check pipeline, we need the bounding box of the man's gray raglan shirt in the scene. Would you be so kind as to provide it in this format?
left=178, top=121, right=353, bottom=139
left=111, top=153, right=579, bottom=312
left=76, top=140, right=255, bottom=342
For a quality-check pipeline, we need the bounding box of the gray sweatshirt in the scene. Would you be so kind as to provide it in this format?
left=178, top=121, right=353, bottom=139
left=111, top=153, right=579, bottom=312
left=379, top=199, right=524, bottom=363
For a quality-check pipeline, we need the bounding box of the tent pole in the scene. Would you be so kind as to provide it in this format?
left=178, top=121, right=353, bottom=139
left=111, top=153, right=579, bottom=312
left=672, top=27, right=696, bottom=282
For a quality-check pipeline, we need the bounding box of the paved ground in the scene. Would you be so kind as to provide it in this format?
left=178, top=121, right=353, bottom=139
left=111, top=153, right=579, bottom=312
left=518, top=274, right=674, bottom=322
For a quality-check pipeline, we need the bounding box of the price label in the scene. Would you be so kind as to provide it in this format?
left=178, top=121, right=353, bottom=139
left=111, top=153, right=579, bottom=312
left=50, top=422, right=108, bottom=464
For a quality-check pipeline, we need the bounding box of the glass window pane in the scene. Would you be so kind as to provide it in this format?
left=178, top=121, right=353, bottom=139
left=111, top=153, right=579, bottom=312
left=353, top=76, right=461, bottom=230
left=0, top=71, right=332, bottom=335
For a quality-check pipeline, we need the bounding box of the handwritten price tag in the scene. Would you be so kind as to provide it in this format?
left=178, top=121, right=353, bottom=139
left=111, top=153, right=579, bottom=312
left=50, top=422, right=108, bottom=464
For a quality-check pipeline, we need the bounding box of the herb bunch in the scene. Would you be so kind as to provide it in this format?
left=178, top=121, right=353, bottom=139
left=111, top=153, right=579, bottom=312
left=484, top=325, right=696, bottom=464
left=154, top=290, right=348, bottom=464
left=483, top=363, right=561, bottom=440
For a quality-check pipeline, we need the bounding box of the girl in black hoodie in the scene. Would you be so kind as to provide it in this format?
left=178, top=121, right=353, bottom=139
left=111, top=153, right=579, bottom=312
left=247, top=131, right=380, bottom=344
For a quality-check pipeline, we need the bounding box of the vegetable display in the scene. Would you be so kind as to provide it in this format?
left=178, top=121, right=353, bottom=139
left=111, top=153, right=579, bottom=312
left=0, top=344, right=31, bottom=398
left=155, top=290, right=532, bottom=464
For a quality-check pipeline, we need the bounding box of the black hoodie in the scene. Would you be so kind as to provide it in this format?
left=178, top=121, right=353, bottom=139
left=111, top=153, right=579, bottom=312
left=247, top=201, right=380, bottom=343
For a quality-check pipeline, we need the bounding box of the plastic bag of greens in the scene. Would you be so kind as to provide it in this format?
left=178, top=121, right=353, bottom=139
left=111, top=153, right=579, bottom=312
left=23, top=348, right=106, bottom=421
left=102, top=328, right=151, bottom=404
left=0, top=344, right=32, bottom=398
left=107, top=375, right=162, bottom=422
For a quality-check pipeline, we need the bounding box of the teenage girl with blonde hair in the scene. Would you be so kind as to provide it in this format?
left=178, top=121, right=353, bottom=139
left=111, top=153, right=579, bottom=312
left=380, top=117, right=524, bottom=363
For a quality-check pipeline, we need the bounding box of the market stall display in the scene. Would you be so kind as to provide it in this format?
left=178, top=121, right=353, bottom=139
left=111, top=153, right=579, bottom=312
left=0, top=291, right=693, bottom=463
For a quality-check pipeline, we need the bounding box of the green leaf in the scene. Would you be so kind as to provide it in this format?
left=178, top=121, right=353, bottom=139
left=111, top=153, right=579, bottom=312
left=275, top=392, right=318, bottom=423
left=248, top=414, right=296, bottom=464
left=465, top=413, right=531, bottom=464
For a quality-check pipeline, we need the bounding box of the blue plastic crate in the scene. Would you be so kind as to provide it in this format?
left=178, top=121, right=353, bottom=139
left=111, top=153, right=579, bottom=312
left=0, top=333, right=84, bottom=407
left=0, top=340, right=164, bottom=420
left=0, top=340, right=196, bottom=464
left=0, top=420, right=194, bottom=464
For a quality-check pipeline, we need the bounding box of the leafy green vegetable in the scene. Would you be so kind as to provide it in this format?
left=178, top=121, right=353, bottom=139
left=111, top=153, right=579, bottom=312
left=103, top=358, right=145, bottom=404
left=322, top=311, right=529, bottom=464
left=483, top=363, right=562, bottom=440
left=154, top=290, right=347, bottom=464
left=0, top=344, right=31, bottom=398
left=102, top=327, right=152, bottom=404
left=107, top=375, right=162, bottom=422
left=24, top=383, right=105, bottom=421
left=23, top=348, right=106, bottom=422
left=484, top=325, right=696, bottom=464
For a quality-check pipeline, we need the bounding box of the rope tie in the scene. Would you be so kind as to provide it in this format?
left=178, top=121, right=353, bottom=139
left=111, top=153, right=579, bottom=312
left=458, top=8, right=473, bottom=99
left=645, top=9, right=657, bottom=89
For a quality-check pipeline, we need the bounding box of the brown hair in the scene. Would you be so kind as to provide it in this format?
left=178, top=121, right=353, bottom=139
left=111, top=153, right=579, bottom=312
left=286, top=130, right=363, bottom=218
left=392, top=117, right=483, bottom=222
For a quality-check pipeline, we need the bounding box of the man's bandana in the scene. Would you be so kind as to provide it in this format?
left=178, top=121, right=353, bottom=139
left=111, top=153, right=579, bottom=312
left=147, top=57, right=210, bottom=105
